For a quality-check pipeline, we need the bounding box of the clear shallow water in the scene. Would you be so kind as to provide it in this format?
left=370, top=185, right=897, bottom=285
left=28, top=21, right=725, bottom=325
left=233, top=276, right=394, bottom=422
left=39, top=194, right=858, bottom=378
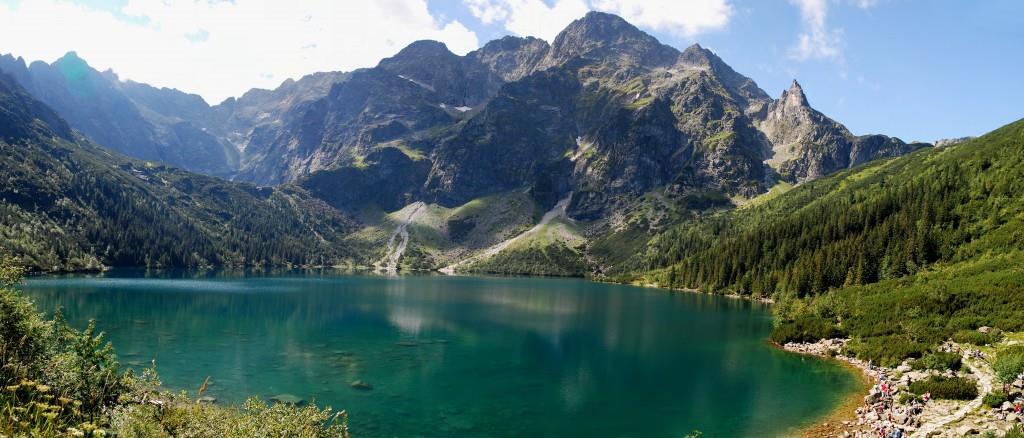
left=22, top=270, right=857, bottom=437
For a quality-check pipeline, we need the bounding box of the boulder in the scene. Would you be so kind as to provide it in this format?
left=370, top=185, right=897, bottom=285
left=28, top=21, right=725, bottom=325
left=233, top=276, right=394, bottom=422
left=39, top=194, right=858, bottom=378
left=197, top=396, right=217, bottom=404
left=1002, top=401, right=1015, bottom=412
left=956, top=425, right=978, bottom=435
left=897, top=364, right=913, bottom=373
left=978, top=326, right=992, bottom=333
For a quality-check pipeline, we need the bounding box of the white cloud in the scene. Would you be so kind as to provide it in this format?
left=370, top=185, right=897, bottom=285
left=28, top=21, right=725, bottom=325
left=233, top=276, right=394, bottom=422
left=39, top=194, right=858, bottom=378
left=465, top=0, right=733, bottom=42
left=592, top=0, right=733, bottom=37
left=0, top=0, right=479, bottom=104
left=788, top=0, right=843, bottom=61
left=852, top=0, right=879, bottom=8
left=466, top=0, right=589, bottom=42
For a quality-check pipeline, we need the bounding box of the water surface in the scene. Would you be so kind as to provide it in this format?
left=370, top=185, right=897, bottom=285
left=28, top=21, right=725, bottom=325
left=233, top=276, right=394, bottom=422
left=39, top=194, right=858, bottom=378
left=23, top=270, right=857, bottom=436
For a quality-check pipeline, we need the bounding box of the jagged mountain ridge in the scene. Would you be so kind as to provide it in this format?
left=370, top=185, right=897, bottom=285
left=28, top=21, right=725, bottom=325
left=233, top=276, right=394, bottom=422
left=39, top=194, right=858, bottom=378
left=0, top=52, right=348, bottom=178
left=230, top=12, right=922, bottom=216
left=0, top=52, right=239, bottom=176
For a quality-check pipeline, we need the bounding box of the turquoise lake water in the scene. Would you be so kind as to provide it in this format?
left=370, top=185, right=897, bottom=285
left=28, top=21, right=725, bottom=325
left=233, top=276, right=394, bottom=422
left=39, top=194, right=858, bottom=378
left=22, top=270, right=858, bottom=436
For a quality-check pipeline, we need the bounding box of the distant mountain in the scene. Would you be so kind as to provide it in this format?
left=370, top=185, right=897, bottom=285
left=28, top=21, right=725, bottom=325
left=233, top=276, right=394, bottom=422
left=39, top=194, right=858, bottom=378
left=0, top=52, right=238, bottom=176
left=0, top=70, right=356, bottom=271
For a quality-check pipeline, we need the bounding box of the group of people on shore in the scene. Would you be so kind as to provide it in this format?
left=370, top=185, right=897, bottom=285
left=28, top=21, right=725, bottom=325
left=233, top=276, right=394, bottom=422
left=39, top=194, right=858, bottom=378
left=859, top=365, right=928, bottom=438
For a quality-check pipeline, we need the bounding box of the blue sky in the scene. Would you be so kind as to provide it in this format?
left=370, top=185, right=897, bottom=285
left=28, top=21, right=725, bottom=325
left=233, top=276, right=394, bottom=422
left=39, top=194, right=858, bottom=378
left=0, top=0, right=1020, bottom=142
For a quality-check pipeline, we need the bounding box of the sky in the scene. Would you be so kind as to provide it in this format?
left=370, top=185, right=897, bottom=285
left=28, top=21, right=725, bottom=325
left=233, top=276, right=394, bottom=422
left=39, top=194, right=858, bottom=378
left=0, top=0, right=1020, bottom=142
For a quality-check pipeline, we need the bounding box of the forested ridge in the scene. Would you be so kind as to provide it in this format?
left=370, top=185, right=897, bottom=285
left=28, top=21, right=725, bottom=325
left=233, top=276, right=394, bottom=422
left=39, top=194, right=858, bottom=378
left=640, top=119, right=1024, bottom=296
left=628, top=118, right=1024, bottom=365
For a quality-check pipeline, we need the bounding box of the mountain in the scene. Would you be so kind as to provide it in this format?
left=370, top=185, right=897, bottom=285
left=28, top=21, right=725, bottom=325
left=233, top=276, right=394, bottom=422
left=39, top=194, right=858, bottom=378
left=0, top=71, right=356, bottom=271
left=0, top=11, right=926, bottom=275
left=630, top=118, right=1024, bottom=365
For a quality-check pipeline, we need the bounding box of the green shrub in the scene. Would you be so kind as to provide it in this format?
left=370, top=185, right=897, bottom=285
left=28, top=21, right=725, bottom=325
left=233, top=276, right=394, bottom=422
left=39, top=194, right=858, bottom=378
left=770, top=315, right=845, bottom=344
left=908, top=376, right=978, bottom=400
left=898, top=392, right=921, bottom=405
left=912, top=351, right=962, bottom=371
left=843, top=336, right=927, bottom=368
left=952, top=330, right=1002, bottom=346
left=111, top=395, right=348, bottom=437
left=0, top=254, right=125, bottom=436
left=994, top=346, right=1024, bottom=384
left=1006, top=425, right=1024, bottom=438
left=983, top=391, right=1009, bottom=408
left=0, top=255, right=349, bottom=437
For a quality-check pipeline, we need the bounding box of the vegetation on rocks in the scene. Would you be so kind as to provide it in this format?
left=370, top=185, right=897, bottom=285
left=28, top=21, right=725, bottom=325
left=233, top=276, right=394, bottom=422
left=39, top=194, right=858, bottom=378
left=993, top=346, right=1024, bottom=384
left=912, top=351, right=963, bottom=372
left=907, top=375, right=978, bottom=401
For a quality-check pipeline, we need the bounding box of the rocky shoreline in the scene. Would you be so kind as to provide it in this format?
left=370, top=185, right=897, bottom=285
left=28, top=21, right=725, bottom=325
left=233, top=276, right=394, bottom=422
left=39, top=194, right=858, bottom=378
left=784, top=339, right=1020, bottom=437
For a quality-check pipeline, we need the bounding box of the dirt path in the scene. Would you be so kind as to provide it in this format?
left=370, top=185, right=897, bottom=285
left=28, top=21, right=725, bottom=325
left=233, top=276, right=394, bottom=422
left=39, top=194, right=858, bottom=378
left=912, top=354, right=994, bottom=437
left=381, top=202, right=424, bottom=273
left=439, top=195, right=571, bottom=274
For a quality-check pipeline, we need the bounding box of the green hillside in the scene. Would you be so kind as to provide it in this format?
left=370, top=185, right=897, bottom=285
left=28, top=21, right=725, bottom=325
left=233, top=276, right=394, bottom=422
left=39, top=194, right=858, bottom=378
left=630, top=119, right=1024, bottom=365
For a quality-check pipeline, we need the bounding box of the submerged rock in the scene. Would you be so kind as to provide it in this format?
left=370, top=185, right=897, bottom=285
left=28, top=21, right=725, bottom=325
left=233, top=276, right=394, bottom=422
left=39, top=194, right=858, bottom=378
left=269, top=394, right=305, bottom=405
left=350, top=380, right=373, bottom=391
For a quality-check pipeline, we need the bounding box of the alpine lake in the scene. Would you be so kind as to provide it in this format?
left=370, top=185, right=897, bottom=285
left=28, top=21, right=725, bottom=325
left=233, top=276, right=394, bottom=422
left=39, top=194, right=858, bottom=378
left=22, top=270, right=860, bottom=436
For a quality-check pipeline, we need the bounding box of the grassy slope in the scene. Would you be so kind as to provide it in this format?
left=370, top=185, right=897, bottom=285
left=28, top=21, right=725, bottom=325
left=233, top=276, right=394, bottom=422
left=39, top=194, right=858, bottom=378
left=342, top=191, right=540, bottom=270
left=463, top=217, right=589, bottom=277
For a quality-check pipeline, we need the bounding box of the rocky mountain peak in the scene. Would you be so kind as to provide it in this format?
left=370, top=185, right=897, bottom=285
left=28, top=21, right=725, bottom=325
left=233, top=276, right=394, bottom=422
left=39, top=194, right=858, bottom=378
left=469, top=36, right=549, bottom=82
left=388, top=40, right=454, bottom=60
left=782, top=79, right=809, bottom=108
left=678, top=43, right=713, bottom=66
left=54, top=51, right=88, bottom=68
left=543, top=11, right=677, bottom=68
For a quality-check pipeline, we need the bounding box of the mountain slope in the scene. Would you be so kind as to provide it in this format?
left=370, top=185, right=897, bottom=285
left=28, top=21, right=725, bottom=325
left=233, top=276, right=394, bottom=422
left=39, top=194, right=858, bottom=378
left=0, top=72, right=356, bottom=272
left=630, top=118, right=1024, bottom=364
left=0, top=53, right=239, bottom=176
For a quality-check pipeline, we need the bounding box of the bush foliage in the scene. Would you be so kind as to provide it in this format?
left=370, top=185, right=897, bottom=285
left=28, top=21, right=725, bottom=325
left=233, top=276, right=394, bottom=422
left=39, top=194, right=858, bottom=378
left=0, top=255, right=349, bottom=437
left=908, top=376, right=978, bottom=401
